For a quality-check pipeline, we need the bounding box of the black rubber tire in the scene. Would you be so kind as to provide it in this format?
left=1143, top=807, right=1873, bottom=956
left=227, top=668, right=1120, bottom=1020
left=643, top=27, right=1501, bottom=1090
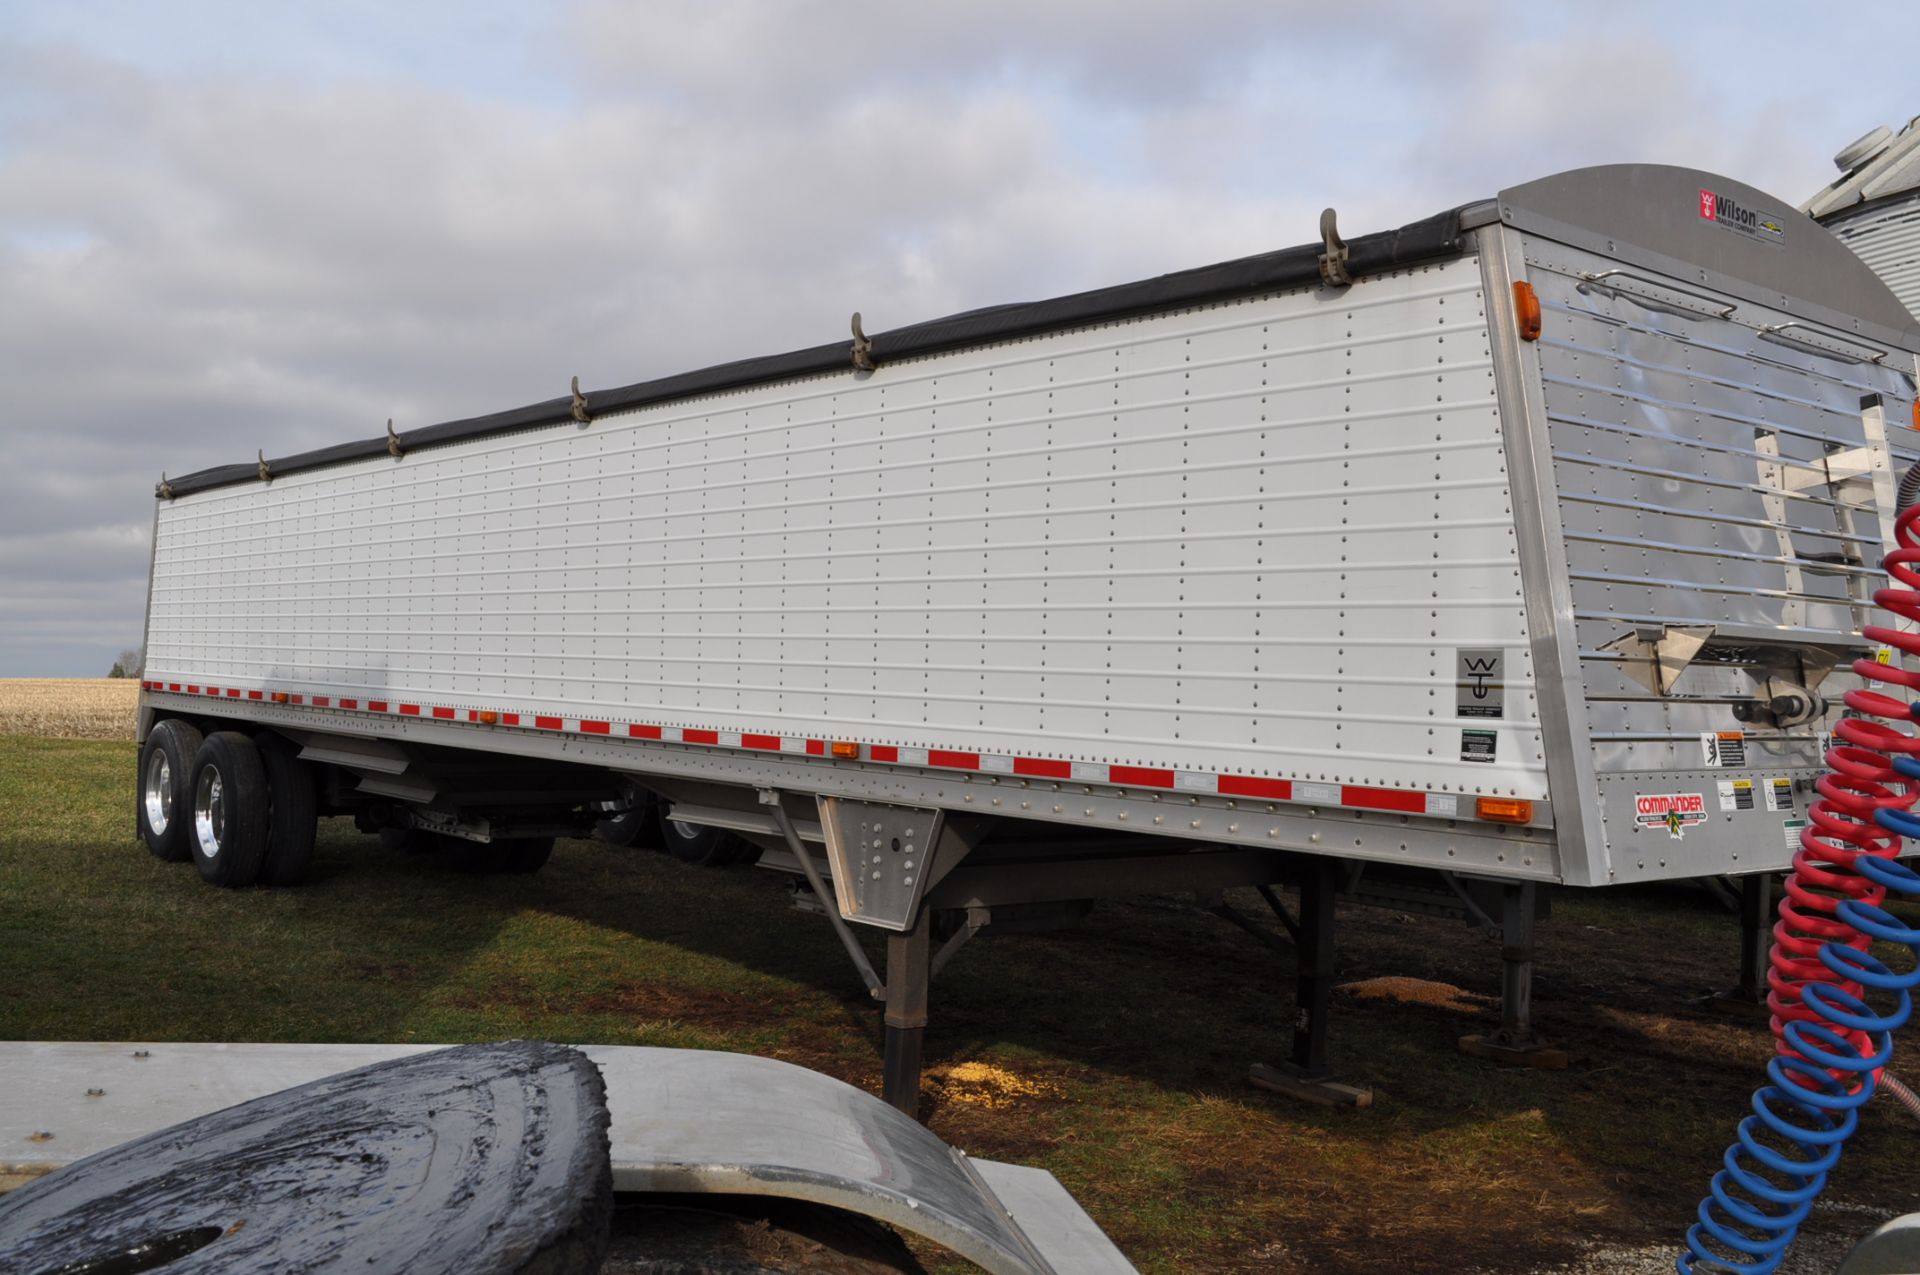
left=658, top=808, right=751, bottom=867
left=137, top=719, right=204, bottom=863
left=255, top=734, right=318, bottom=887
left=185, top=732, right=270, bottom=888
left=596, top=804, right=662, bottom=849
left=0, top=1041, right=613, bottom=1275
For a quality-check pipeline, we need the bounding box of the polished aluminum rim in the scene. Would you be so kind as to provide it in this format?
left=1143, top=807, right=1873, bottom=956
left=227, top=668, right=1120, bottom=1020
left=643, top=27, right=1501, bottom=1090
left=193, top=766, right=226, bottom=861
left=143, top=749, right=173, bottom=837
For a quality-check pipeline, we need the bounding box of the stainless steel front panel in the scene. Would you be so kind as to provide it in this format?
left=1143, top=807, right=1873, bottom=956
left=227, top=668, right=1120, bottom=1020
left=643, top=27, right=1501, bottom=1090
left=1520, top=233, right=1919, bottom=881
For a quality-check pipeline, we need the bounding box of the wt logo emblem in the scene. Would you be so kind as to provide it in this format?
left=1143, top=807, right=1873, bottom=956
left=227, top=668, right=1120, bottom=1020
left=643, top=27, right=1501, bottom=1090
left=1455, top=649, right=1504, bottom=720
left=1462, top=656, right=1498, bottom=700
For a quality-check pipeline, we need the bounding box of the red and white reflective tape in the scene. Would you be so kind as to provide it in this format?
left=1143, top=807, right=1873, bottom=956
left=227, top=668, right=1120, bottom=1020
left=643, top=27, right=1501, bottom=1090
left=140, top=678, right=1474, bottom=822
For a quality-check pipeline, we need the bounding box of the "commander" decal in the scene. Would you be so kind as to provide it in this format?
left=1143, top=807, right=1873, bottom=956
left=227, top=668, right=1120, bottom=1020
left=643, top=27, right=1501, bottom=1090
left=1635, top=792, right=1708, bottom=840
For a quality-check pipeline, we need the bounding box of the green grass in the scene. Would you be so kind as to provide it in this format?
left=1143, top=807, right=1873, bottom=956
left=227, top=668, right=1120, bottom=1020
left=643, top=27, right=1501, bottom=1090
left=3, top=734, right=1917, bottom=1273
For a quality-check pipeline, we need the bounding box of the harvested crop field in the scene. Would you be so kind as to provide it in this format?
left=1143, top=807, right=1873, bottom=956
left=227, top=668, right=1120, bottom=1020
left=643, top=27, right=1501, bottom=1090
left=2, top=733, right=1916, bottom=1272
left=0, top=679, right=136, bottom=740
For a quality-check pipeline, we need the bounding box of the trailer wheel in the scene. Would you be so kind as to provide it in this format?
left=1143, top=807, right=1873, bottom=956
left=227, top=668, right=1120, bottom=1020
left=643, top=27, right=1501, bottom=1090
left=596, top=803, right=662, bottom=849
left=659, top=807, right=749, bottom=867
left=255, top=734, right=318, bottom=887
left=138, top=719, right=204, bottom=863
left=186, top=732, right=270, bottom=888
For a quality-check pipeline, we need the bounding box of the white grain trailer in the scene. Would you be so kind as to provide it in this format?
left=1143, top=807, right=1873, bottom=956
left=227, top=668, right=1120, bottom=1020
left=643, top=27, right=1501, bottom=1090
left=136, top=165, right=1920, bottom=1107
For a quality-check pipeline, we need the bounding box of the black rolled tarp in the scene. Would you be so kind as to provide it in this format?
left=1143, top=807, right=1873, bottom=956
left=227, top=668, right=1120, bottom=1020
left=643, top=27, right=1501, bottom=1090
left=161, top=206, right=1467, bottom=498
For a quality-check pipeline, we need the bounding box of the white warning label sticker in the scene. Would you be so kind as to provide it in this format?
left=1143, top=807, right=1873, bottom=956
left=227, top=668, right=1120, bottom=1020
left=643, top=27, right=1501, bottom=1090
left=1702, top=731, right=1747, bottom=768
left=1636, top=792, right=1709, bottom=839
left=1717, top=779, right=1754, bottom=813
left=1765, top=778, right=1795, bottom=812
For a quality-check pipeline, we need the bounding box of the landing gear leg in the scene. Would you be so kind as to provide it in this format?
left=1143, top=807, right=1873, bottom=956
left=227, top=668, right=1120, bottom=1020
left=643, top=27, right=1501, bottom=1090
left=882, top=908, right=931, bottom=1119
left=1459, top=882, right=1569, bottom=1068
left=1249, top=859, right=1372, bottom=1107
left=1708, top=873, right=1774, bottom=1021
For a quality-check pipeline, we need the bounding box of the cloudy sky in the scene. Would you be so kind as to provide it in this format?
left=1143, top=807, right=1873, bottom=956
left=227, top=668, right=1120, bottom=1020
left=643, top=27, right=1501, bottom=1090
left=1, top=1, right=1915, bottom=676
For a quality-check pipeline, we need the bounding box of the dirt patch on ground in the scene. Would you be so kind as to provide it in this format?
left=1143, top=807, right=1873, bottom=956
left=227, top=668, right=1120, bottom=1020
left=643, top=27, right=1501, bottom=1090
left=1165, top=1118, right=1625, bottom=1274
left=977, top=891, right=1917, bottom=1274
left=572, top=983, right=774, bottom=1035
left=603, top=1195, right=927, bottom=1274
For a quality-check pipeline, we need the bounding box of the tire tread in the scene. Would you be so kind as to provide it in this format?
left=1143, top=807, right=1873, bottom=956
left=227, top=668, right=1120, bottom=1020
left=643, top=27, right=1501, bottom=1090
left=188, top=732, right=270, bottom=888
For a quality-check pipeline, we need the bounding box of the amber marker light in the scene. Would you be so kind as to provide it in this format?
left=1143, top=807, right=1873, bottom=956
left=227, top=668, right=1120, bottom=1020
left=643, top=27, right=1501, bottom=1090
left=1476, top=797, right=1534, bottom=824
left=831, top=741, right=861, bottom=759
left=477, top=710, right=499, bottom=725
left=269, top=692, right=289, bottom=704
left=1910, top=399, right=1920, bottom=431
left=1513, top=282, right=1542, bottom=341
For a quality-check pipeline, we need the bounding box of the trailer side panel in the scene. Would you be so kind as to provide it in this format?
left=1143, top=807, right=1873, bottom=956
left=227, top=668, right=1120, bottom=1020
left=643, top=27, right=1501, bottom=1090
left=147, top=256, right=1545, bottom=817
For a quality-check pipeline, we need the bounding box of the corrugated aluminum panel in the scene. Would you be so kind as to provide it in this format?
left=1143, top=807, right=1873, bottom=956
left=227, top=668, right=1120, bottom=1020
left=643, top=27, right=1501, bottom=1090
left=1829, top=193, right=1920, bottom=323
left=148, top=255, right=1546, bottom=805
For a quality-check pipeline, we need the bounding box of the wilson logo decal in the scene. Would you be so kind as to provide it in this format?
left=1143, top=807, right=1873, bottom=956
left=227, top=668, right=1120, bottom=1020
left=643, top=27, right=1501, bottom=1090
left=1697, top=188, right=1784, bottom=247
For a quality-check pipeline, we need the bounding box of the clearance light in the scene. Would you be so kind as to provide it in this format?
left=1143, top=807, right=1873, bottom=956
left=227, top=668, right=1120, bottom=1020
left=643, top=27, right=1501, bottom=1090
left=1911, top=399, right=1920, bottom=431
left=831, top=741, right=861, bottom=759
left=270, top=692, right=289, bottom=704
left=477, top=710, right=499, bottom=725
left=1513, top=282, right=1542, bottom=341
left=1476, top=797, right=1534, bottom=825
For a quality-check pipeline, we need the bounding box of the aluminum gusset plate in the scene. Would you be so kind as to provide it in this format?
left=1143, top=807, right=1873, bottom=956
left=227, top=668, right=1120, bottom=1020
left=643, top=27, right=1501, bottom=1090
left=817, top=797, right=946, bottom=931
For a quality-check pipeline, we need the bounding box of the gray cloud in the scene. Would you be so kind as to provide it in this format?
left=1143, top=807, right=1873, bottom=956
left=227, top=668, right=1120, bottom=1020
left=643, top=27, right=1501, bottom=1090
left=0, top=1, right=1911, bottom=674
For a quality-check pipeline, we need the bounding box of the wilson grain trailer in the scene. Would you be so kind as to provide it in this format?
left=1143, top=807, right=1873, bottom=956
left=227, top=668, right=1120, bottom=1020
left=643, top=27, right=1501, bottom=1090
left=135, top=164, right=1920, bottom=1109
